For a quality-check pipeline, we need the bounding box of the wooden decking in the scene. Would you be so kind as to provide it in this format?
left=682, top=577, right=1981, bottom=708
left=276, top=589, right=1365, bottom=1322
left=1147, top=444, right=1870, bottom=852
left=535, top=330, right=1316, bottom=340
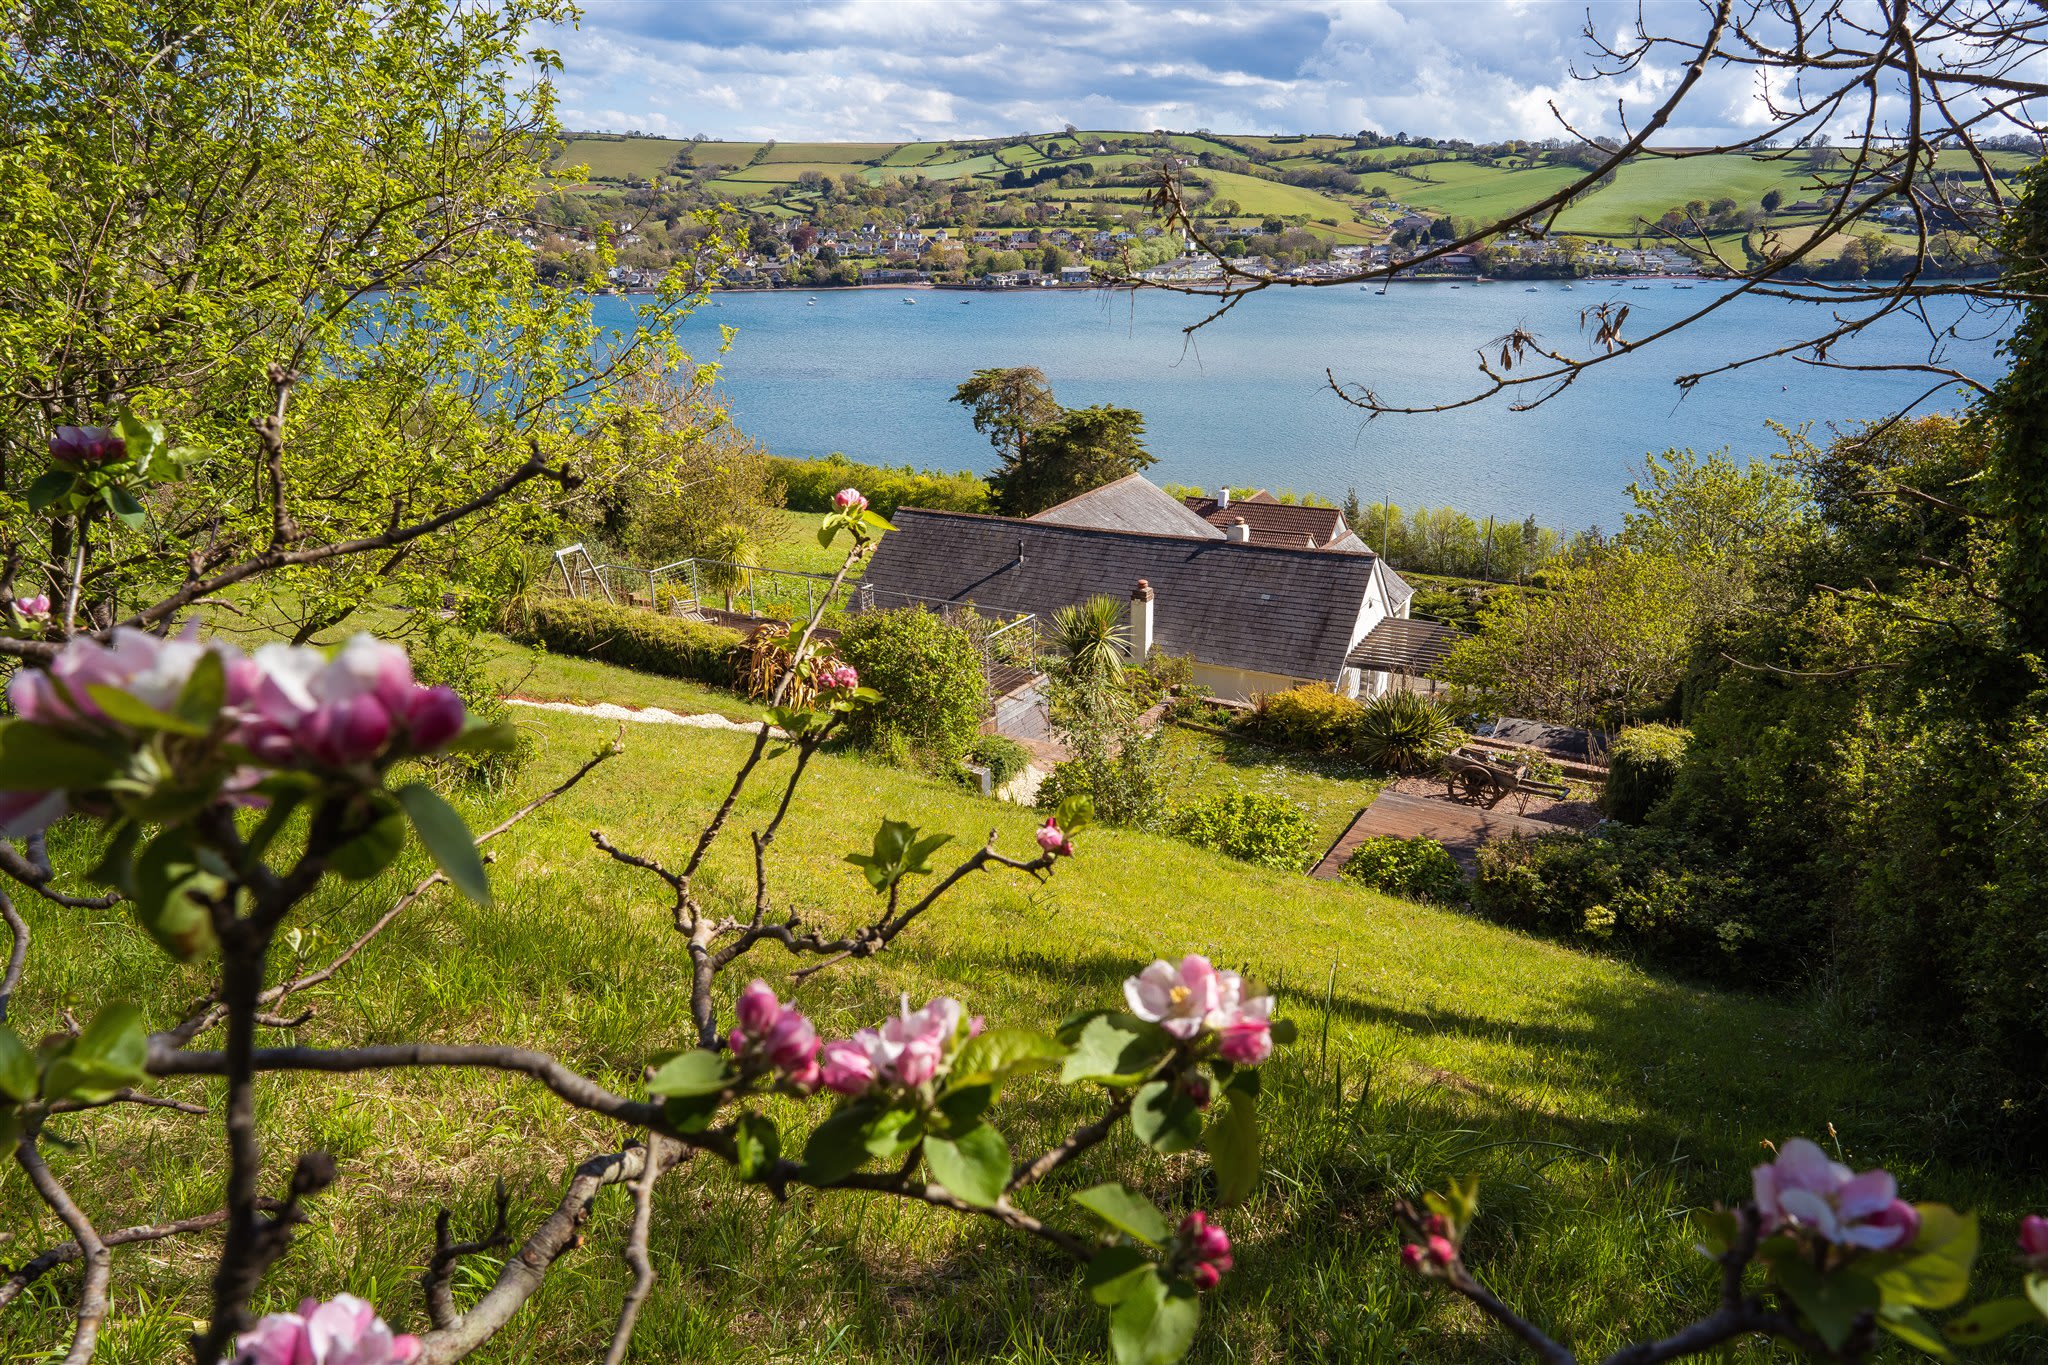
left=1310, top=788, right=1574, bottom=880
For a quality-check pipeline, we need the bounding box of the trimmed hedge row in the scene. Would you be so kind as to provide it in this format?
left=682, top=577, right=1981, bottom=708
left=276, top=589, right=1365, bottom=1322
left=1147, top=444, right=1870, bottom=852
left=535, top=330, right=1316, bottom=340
left=774, top=455, right=993, bottom=520
left=506, top=598, right=744, bottom=687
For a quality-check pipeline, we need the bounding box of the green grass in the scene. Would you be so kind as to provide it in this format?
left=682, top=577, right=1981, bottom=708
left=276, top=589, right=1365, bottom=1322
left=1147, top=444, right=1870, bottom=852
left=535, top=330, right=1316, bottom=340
left=1553, top=155, right=1820, bottom=236
left=1194, top=168, right=1366, bottom=223
left=709, top=161, right=872, bottom=185
left=1386, top=160, right=1587, bottom=223
left=1160, top=724, right=1385, bottom=855
left=761, top=142, right=895, bottom=165
left=8, top=655, right=2046, bottom=1362
left=755, top=508, right=868, bottom=577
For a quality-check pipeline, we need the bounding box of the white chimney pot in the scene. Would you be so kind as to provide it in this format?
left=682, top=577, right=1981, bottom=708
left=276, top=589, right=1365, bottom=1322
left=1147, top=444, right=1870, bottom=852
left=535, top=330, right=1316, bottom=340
left=1226, top=517, right=1251, bottom=543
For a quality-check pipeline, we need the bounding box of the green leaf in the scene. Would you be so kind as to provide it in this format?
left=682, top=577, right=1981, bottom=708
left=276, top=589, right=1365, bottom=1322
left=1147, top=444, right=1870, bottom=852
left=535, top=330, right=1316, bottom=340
left=803, top=1104, right=878, bottom=1184
left=1108, top=1267, right=1200, bottom=1365
left=1085, top=1246, right=1154, bottom=1305
left=174, top=651, right=225, bottom=729
left=861, top=1106, right=924, bottom=1162
left=43, top=1002, right=148, bottom=1105
left=1055, top=793, right=1096, bottom=835
left=1267, top=1017, right=1297, bottom=1047
left=26, top=470, right=75, bottom=512
left=103, top=483, right=147, bottom=528
left=1073, top=1182, right=1171, bottom=1248
left=816, top=521, right=839, bottom=549
left=328, top=794, right=405, bottom=882
left=131, top=829, right=222, bottom=962
left=1205, top=1093, right=1261, bottom=1206
left=1944, top=1296, right=2041, bottom=1346
left=1873, top=1207, right=1977, bottom=1310
left=442, top=720, right=519, bottom=755
left=395, top=783, right=490, bottom=905
left=951, top=1027, right=1066, bottom=1084
left=645, top=1049, right=732, bottom=1099
left=0, top=1025, right=37, bottom=1103
left=1131, top=1080, right=1203, bottom=1155
left=859, top=509, right=896, bottom=536
left=925, top=1122, right=1010, bottom=1208
left=935, top=1080, right=993, bottom=1132
left=843, top=819, right=952, bottom=893
left=731, top=1112, right=780, bottom=1180
left=2027, top=1272, right=2048, bottom=1319
left=1877, top=1304, right=1952, bottom=1360
left=1774, top=1255, right=1881, bottom=1351
left=1061, top=1013, right=1172, bottom=1086
left=1692, top=1209, right=1740, bottom=1258
left=0, top=720, right=119, bottom=792
left=661, top=1091, right=723, bottom=1133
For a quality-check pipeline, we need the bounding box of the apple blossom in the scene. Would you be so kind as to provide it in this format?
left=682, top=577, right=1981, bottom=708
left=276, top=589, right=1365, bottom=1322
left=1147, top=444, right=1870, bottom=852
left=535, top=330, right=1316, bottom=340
left=8, top=625, right=237, bottom=730
left=725, top=980, right=820, bottom=1085
left=2020, top=1213, right=2048, bottom=1265
left=821, top=995, right=968, bottom=1093
left=235, top=1293, right=420, bottom=1365
left=815, top=660, right=859, bottom=692
left=48, top=425, right=126, bottom=467
left=0, top=789, right=67, bottom=840
left=1122, top=955, right=1275, bottom=1063
left=1177, top=1210, right=1234, bottom=1292
left=1035, top=817, right=1074, bottom=857
left=1752, top=1138, right=1921, bottom=1251
left=12, top=595, right=50, bottom=621
left=832, top=487, right=867, bottom=513
left=819, top=1038, right=878, bottom=1095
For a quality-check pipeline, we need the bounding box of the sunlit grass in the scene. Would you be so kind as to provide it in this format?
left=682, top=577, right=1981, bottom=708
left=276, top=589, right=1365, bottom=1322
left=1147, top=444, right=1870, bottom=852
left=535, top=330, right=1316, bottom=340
left=6, top=696, right=2042, bottom=1362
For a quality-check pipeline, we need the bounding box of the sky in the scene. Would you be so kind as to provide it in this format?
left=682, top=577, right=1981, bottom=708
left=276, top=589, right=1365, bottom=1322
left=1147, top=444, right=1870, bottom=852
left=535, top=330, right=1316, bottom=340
left=539, top=0, right=1802, bottom=145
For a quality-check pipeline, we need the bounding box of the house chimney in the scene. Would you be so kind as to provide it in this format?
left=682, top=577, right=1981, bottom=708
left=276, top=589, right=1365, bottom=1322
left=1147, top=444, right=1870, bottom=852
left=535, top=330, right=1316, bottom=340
left=1226, top=517, right=1251, bottom=543
left=1127, top=578, right=1155, bottom=662
left=1216, top=486, right=1230, bottom=510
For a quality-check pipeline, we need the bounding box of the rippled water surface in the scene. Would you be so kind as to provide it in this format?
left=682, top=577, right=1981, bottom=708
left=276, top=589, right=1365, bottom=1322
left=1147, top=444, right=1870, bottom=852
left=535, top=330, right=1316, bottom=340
left=612, top=281, right=2007, bottom=528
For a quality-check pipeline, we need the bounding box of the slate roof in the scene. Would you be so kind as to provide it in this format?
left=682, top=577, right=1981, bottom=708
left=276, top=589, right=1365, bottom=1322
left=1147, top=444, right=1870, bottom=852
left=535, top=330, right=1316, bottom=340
left=1183, top=495, right=1355, bottom=550
left=863, top=508, right=1381, bottom=682
left=1032, top=474, right=1224, bottom=539
left=1344, top=616, right=1461, bottom=678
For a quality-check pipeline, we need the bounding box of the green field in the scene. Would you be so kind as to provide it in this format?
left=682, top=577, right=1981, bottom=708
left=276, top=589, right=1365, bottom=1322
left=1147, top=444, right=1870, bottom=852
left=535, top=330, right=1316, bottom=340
left=1384, top=160, right=1587, bottom=222
left=15, top=670, right=2044, bottom=1362
left=1196, top=167, right=1361, bottom=219
left=558, top=136, right=687, bottom=180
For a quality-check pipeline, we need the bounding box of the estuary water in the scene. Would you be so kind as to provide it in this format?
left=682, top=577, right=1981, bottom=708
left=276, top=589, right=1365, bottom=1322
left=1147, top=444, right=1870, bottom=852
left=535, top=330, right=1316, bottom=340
left=611, top=280, right=2008, bottom=529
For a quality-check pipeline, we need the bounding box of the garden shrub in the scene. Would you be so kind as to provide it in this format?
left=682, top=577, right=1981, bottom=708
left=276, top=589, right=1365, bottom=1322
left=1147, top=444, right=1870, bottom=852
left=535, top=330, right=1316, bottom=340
left=965, top=734, right=1032, bottom=789
left=1035, top=726, right=1174, bottom=831
left=1470, top=829, right=1761, bottom=978
left=407, top=616, right=533, bottom=790
left=1604, top=723, right=1689, bottom=823
left=505, top=598, right=743, bottom=687
left=1172, top=791, right=1318, bottom=871
left=1340, top=836, right=1465, bottom=904
left=774, top=454, right=993, bottom=519
left=1354, top=691, right=1463, bottom=773
left=1245, top=684, right=1362, bottom=751
left=835, top=607, right=986, bottom=768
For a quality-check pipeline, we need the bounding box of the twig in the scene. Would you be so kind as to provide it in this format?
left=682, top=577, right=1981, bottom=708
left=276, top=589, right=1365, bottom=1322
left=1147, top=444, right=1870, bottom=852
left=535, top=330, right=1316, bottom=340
left=602, top=1136, right=672, bottom=1365
left=421, top=1179, right=511, bottom=1332
left=14, top=1132, right=110, bottom=1364
left=0, top=1200, right=283, bottom=1310
left=0, top=889, right=24, bottom=1024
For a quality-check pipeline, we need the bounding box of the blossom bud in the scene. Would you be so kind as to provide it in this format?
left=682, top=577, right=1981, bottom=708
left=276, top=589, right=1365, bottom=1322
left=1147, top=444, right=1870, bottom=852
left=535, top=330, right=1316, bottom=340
left=49, top=425, right=126, bottom=467
left=785, top=1057, right=822, bottom=1093
left=832, top=487, right=867, bottom=513
left=1036, top=818, right=1072, bottom=857
left=967, top=1014, right=985, bottom=1039
left=301, top=695, right=393, bottom=767
left=1423, top=1214, right=1448, bottom=1237
left=820, top=1039, right=877, bottom=1095
left=2022, top=1214, right=2048, bottom=1260
left=1427, top=1235, right=1458, bottom=1266
left=12, top=595, right=50, bottom=621
left=1217, top=1018, right=1272, bottom=1066
left=1181, top=1075, right=1212, bottom=1110
left=1193, top=1225, right=1232, bottom=1263
left=735, top=980, right=781, bottom=1037
left=1179, top=1211, right=1207, bottom=1237
left=1400, top=1243, right=1425, bottom=1270
left=405, top=686, right=465, bottom=752
left=1190, top=1262, right=1221, bottom=1292
left=763, top=1007, right=819, bottom=1072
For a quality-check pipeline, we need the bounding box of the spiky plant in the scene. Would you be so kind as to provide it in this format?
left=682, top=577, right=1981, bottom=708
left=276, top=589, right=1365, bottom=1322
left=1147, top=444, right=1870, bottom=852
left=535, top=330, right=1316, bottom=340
left=1049, top=594, right=1129, bottom=692
left=1355, top=691, right=1463, bottom=774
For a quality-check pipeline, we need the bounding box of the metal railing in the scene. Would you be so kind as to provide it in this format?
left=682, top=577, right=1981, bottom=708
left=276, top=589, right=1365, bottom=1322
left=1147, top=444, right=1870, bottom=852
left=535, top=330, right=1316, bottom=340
left=548, top=549, right=860, bottom=623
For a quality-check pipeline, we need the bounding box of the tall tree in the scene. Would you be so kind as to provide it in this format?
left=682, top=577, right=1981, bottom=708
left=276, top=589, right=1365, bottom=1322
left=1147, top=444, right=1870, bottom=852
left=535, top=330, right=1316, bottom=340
left=0, top=0, right=734, bottom=647
left=992, top=404, right=1155, bottom=515
left=950, top=366, right=1058, bottom=471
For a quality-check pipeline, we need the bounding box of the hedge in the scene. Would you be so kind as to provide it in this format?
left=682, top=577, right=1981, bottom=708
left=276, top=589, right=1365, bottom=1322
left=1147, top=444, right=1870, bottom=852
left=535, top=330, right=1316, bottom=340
left=774, top=455, right=993, bottom=520
left=1340, top=835, right=1465, bottom=904
left=1604, top=723, right=1689, bottom=823
left=506, top=598, right=744, bottom=688
left=1171, top=791, right=1318, bottom=871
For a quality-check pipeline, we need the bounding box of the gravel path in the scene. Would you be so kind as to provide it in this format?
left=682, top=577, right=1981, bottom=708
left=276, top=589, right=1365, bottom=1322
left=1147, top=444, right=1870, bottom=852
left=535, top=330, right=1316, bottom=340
left=506, top=697, right=782, bottom=735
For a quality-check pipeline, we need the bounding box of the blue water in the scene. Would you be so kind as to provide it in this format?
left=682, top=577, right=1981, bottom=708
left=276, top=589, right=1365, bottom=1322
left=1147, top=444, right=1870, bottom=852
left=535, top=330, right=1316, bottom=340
left=599, top=282, right=2009, bottom=529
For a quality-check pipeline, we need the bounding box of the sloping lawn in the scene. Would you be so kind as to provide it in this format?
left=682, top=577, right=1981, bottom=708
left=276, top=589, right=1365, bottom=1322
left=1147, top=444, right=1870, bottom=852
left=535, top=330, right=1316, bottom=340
left=9, top=700, right=2041, bottom=1363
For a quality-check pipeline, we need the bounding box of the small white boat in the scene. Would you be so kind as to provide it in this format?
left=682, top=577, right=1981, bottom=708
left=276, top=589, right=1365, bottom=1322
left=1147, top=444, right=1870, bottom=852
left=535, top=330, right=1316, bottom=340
left=1525, top=287, right=1538, bottom=293
left=806, top=299, right=817, bottom=307
left=1562, top=284, right=1575, bottom=291
left=903, top=296, right=917, bottom=305
left=960, top=299, right=971, bottom=305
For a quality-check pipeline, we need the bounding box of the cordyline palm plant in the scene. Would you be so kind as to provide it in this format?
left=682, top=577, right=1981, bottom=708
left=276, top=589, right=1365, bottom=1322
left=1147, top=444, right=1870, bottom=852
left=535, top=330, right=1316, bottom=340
left=1050, top=594, right=1129, bottom=694
left=1354, top=691, right=1463, bottom=774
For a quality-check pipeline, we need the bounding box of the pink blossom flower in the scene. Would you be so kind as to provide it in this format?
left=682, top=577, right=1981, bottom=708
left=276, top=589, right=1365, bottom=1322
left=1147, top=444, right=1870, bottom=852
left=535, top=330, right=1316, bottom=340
left=1427, top=1234, right=1458, bottom=1265
left=1177, top=1210, right=1233, bottom=1291
left=2019, top=1214, right=2048, bottom=1263
left=763, top=1009, right=819, bottom=1072
left=735, top=980, right=781, bottom=1036
left=235, top=1293, right=419, bottom=1365
left=819, top=1038, right=878, bottom=1095
left=1035, top=818, right=1073, bottom=857
left=1123, top=955, right=1224, bottom=1040
left=1400, top=1243, right=1425, bottom=1270
left=815, top=661, right=859, bottom=692
left=243, top=634, right=464, bottom=768
left=0, top=789, right=68, bottom=840
left=404, top=686, right=465, bottom=752
left=12, top=595, right=50, bottom=621
left=49, top=426, right=126, bottom=467
left=832, top=487, right=867, bottom=513
left=8, top=626, right=231, bottom=730
left=1123, top=955, right=1277, bottom=1062
left=1752, top=1139, right=1921, bottom=1250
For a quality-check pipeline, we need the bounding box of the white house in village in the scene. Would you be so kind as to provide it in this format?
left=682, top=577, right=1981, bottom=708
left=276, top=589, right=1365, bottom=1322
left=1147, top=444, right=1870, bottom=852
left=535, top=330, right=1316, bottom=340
left=858, top=475, right=1458, bottom=703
